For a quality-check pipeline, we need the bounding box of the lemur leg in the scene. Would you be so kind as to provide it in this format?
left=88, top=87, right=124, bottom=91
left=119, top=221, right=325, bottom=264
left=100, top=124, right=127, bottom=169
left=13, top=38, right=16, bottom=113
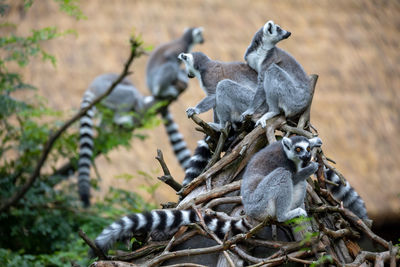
left=186, top=95, right=215, bottom=117
left=242, top=168, right=292, bottom=222
left=241, top=76, right=267, bottom=120
left=213, top=79, right=255, bottom=131
left=255, top=67, right=286, bottom=128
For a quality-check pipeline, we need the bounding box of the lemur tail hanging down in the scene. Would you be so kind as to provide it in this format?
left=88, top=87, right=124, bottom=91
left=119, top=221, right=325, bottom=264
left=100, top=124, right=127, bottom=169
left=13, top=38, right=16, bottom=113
left=146, top=27, right=204, bottom=171
left=161, top=108, right=191, bottom=169
left=78, top=74, right=151, bottom=207
left=93, top=209, right=251, bottom=255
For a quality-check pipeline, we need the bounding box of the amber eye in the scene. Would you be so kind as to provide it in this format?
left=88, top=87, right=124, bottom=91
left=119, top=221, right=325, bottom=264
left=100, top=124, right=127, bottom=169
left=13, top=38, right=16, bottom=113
left=295, top=147, right=301, bottom=153
left=307, top=146, right=311, bottom=152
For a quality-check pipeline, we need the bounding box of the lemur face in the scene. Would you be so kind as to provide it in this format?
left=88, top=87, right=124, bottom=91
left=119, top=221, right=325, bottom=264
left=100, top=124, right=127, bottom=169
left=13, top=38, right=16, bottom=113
left=178, top=53, right=197, bottom=78
left=192, top=27, right=204, bottom=44
left=282, top=136, right=322, bottom=168
left=262, top=20, right=291, bottom=45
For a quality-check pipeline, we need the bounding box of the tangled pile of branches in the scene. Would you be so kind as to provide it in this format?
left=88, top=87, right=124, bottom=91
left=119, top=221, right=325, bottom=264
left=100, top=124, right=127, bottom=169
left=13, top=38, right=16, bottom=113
left=82, top=74, right=399, bottom=267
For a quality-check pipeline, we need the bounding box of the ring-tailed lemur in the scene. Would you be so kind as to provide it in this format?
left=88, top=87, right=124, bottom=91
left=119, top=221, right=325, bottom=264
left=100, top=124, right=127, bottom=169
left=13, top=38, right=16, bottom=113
left=241, top=136, right=322, bottom=222
left=78, top=73, right=154, bottom=207
left=324, top=168, right=368, bottom=219
left=178, top=51, right=258, bottom=121
left=178, top=51, right=259, bottom=186
left=241, top=20, right=312, bottom=128
left=93, top=208, right=251, bottom=255
left=146, top=27, right=204, bottom=170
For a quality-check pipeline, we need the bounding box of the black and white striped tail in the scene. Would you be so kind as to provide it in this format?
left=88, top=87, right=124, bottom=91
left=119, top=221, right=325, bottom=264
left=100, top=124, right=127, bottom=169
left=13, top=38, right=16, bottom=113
left=182, top=139, right=212, bottom=186
left=325, top=169, right=368, bottom=219
left=161, top=108, right=191, bottom=170
left=78, top=91, right=96, bottom=207
left=94, top=209, right=250, bottom=255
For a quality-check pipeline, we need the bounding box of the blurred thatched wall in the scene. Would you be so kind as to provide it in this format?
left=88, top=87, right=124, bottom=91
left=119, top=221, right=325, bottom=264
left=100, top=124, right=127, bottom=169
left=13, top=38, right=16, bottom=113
left=4, top=0, right=400, bottom=225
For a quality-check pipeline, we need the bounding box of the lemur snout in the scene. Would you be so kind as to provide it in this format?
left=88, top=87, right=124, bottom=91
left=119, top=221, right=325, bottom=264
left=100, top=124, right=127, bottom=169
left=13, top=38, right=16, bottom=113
left=300, top=154, right=311, bottom=163
left=283, top=31, right=291, bottom=39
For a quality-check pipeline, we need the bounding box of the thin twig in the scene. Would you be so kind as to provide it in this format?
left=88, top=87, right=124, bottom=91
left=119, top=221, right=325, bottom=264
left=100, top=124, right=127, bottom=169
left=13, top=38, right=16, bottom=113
left=203, top=122, right=230, bottom=171
left=178, top=180, right=241, bottom=209
left=311, top=205, right=389, bottom=249
left=204, top=196, right=242, bottom=209
left=155, top=149, right=182, bottom=192
left=191, top=205, right=236, bottom=267
left=190, top=114, right=219, bottom=142
left=78, top=229, right=108, bottom=260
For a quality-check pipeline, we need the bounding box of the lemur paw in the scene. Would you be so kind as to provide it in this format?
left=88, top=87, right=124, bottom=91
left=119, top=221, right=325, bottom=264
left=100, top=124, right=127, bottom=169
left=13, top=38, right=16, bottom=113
left=241, top=110, right=254, bottom=121
left=255, top=117, right=267, bottom=128
left=308, top=161, right=319, bottom=173
left=298, top=209, right=308, bottom=218
left=186, top=107, right=199, bottom=117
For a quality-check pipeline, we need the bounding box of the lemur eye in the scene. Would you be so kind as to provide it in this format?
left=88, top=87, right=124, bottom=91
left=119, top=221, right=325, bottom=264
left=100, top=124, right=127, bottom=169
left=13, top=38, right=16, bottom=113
left=307, top=146, right=311, bottom=152
left=295, top=147, right=301, bottom=153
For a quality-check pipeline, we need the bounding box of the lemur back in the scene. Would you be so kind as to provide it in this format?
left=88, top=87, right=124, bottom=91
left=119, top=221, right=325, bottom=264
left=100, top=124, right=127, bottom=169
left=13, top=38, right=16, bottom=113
left=78, top=73, right=151, bottom=207
left=146, top=27, right=204, bottom=171
left=241, top=136, right=322, bottom=222
left=242, top=20, right=312, bottom=128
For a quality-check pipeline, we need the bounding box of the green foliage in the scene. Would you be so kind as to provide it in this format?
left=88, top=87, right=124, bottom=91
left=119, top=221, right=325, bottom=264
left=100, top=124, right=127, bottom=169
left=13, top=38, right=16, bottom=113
left=0, top=2, right=159, bottom=266
left=310, top=254, right=333, bottom=267
left=0, top=186, right=154, bottom=267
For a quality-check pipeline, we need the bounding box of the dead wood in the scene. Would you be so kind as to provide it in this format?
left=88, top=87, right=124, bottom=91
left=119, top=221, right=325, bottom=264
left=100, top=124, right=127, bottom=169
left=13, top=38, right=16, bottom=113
left=86, top=74, right=398, bottom=266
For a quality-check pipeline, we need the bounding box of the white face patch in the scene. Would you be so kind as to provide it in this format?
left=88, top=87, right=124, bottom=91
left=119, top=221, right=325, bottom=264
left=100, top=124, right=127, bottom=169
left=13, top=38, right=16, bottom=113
left=179, top=53, right=198, bottom=78
left=192, top=27, right=204, bottom=44
left=261, top=20, right=290, bottom=48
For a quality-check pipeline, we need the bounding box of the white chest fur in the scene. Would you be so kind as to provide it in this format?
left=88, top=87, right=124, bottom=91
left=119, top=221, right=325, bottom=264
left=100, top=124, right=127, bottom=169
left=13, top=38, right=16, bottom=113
left=246, top=49, right=264, bottom=74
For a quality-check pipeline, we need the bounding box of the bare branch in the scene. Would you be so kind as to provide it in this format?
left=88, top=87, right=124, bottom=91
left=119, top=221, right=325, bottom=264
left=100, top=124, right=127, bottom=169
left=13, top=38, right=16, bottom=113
left=0, top=38, right=143, bottom=213
left=78, top=229, right=108, bottom=260
left=155, top=149, right=182, bottom=192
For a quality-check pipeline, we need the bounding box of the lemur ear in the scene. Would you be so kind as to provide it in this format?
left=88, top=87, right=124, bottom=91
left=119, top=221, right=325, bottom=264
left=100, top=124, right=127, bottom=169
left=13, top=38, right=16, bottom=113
left=309, top=137, right=322, bottom=148
left=263, top=20, right=274, bottom=35
left=282, top=137, right=292, bottom=150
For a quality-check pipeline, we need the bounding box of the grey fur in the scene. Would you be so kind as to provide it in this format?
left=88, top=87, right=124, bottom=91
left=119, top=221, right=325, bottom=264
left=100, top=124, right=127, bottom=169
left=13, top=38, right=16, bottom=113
left=242, top=20, right=312, bottom=128
left=78, top=73, right=154, bottom=207
left=325, top=168, right=368, bottom=219
left=241, top=136, right=322, bottom=222
left=209, top=79, right=267, bottom=132
left=178, top=51, right=258, bottom=122
left=146, top=27, right=204, bottom=99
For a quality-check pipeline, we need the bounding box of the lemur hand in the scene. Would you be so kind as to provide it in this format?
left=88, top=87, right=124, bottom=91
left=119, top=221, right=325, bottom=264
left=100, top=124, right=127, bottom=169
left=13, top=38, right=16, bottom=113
left=186, top=107, right=199, bottom=118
